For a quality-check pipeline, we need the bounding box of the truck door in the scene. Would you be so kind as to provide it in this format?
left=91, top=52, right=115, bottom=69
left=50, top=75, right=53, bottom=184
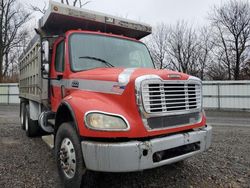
left=50, top=40, right=65, bottom=112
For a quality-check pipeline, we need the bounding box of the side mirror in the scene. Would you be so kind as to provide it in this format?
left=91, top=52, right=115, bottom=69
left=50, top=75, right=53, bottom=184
left=41, top=40, right=49, bottom=79
left=42, top=40, right=49, bottom=63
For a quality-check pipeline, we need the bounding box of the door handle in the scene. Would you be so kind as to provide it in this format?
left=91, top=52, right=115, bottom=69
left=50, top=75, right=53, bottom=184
left=57, top=75, right=63, bottom=80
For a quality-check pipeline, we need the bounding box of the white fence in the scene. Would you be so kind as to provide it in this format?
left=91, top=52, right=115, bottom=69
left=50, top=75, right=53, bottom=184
left=203, top=81, right=250, bottom=111
left=0, top=83, right=19, bottom=104
left=1, top=81, right=250, bottom=111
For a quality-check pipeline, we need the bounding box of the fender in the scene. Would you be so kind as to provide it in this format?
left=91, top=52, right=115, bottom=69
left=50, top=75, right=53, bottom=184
left=55, top=100, right=79, bottom=134
left=55, top=90, right=130, bottom=136
left=60, top=89, right=143, bottom=138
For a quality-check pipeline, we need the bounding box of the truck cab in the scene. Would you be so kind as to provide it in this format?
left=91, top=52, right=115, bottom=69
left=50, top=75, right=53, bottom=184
left=50, top=31, right=154, bottom=112
left=19, top=1, right=212, bottom=187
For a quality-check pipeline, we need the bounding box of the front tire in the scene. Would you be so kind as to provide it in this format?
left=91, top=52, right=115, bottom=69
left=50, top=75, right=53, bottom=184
left=55, top=122, right=86, bottom=188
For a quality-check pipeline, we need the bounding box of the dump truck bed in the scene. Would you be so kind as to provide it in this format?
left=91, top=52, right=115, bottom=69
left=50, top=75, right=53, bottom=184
left=19, top=36, right=48, bottom=103
left=39, top=1, right=152, bottom=39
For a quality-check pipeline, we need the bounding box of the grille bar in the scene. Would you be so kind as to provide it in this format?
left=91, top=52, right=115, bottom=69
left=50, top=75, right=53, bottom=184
left=143, top=93, right=198, bottom=97
left=144, top=97, right=200, bottom=102
left=145, top=101, right=200, bottom=106
left=142, top=90, right=201, bottom=93
left=148, top=104, right=198, bottom=110
left=143, top=86, right=197, bottom=89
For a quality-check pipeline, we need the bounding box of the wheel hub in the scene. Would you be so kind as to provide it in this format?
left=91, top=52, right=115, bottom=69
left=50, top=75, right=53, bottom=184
left=59, top=138, right=76, bottom=179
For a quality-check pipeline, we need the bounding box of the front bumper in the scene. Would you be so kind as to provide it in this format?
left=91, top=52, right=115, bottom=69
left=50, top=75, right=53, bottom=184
left=81, top=125, right=212, bottom=172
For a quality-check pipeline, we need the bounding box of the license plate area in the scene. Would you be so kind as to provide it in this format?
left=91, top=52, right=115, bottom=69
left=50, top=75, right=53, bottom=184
left=152, top=141, right=200, bottom=163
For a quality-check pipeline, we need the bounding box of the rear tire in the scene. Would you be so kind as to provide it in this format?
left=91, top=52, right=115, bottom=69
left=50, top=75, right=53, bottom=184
left=25, top=104, right=40, bottom=137
left=55, top=122, right=86, bottom=188
left=20, top=102, right=26, bottom=130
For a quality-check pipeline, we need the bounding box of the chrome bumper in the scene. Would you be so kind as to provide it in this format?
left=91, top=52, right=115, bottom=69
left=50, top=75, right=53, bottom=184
left=81, top=125, right=212, bottom=172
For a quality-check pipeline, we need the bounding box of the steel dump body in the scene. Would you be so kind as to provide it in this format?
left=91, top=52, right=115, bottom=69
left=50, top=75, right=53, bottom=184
left=19, top=35, right=48, bottom=103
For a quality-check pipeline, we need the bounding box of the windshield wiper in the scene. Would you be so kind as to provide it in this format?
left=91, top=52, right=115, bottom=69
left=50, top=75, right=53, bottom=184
left=79, top=56, right=114, bottom=67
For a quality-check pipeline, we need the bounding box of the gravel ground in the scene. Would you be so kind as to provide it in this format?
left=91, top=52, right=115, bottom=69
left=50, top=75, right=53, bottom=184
left=0, top=105, right=250, bottom=188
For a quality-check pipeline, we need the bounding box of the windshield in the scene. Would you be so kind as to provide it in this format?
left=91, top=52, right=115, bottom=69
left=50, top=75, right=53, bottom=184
left=69, top=33, right=154, bottom=71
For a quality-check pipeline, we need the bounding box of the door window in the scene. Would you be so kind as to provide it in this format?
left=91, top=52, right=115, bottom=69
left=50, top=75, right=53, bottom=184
left=55, top=41, right=65, bottom=72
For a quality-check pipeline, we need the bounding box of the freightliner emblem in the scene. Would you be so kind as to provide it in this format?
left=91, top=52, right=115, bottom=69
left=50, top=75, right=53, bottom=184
left=71, top=80, right=79, bottom=88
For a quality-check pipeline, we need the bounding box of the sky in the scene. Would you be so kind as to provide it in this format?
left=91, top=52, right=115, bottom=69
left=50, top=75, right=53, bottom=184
left=21, top=0, right=231, bottom=29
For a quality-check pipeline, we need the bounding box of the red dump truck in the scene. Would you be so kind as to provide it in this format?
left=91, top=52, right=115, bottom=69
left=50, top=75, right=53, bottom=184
left=19, top=1, right=212, bottom=187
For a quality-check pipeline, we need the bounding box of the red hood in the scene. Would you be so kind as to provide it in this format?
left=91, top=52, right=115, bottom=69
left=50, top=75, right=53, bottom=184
left=69, top=67, right=190, bottom=82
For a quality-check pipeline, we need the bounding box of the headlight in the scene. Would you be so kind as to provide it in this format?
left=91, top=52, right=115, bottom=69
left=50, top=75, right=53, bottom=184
left=85, top=111, right=129, bottom=131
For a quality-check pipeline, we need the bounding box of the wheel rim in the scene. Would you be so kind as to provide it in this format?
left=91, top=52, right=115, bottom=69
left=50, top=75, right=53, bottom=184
left=59, top=138, right=76, bottom=179
left=25, top=110, right=28, bottom=131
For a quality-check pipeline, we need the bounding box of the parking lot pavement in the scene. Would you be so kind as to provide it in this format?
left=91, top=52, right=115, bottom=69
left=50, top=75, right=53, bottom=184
left=0, top=105, right=250, bottom=188
left=206, top=110, right=250, bottom=127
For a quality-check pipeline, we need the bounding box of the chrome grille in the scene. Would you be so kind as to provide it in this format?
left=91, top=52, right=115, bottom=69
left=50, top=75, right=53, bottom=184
left=141, top=80, right=202, bottom=114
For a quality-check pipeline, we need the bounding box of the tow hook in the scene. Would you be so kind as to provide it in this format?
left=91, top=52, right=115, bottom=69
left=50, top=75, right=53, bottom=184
left=138, top=141, right=152, bottom=159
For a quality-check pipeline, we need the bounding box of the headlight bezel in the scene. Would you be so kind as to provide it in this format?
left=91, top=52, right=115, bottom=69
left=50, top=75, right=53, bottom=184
left=84, top=111, right=130, bottom=131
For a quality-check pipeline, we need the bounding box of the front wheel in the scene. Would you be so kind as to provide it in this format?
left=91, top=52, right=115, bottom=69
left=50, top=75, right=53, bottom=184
left=55, top=122, right=86, bottom=188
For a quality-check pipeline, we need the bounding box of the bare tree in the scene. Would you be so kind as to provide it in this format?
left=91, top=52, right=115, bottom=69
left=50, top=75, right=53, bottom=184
left=146, top=22, right=213, bottom=80
left=195, top=27, right=214, bottom=80
left=30, top=0, right=91, bottom=14
left=209, top=0, right=250, bottom=80
left=145, top=23, right=169, bottom=69
left=241, top=59, right=250, bottom=79
left=206, top=61, right=228, bottom=80
left=62, top=0, right=91, bottom=8
left=30, top=1, right=47, bottom=14
left=74, top=0, right=91, bottom=8
left=166, top=21, right=198, bottom=74
left=0, top=0, right=30, bottom=82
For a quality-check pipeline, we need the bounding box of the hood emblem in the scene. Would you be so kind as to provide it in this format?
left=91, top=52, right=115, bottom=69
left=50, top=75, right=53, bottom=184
left=71, top=80, right=79, bottom=88
left=168, top=74, right=181, bottom=78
